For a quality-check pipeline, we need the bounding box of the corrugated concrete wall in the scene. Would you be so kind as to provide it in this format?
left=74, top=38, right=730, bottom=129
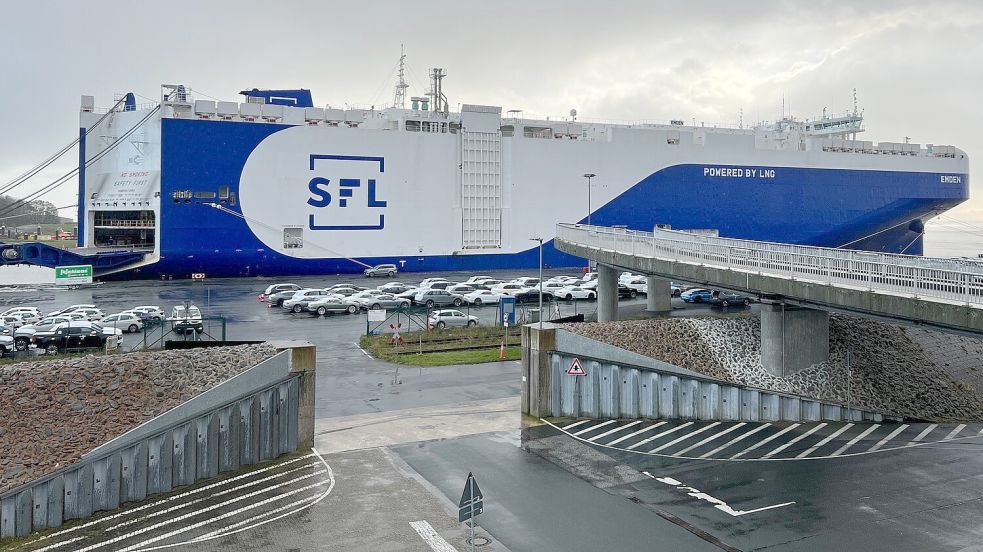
left=0, top=342, right=315, bottom=539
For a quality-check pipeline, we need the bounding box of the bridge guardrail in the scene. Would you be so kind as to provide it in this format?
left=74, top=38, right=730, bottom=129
left=556, top=223, right=983, bottom=306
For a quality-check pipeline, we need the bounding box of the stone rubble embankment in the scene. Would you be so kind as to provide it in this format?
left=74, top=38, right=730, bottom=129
left=0, top=343, right=277, bottom=494
left=565, top=315, right=983, bottom=421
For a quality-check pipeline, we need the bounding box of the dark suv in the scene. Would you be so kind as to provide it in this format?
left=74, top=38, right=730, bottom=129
left=33, top=325, right=108, bottom=354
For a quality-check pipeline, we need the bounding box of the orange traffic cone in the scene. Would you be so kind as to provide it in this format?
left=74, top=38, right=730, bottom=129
left=499, top=339, right=505, bottom=360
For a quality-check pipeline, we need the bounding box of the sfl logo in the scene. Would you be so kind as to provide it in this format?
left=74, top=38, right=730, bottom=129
left=306, top=154, right=388, bottom=231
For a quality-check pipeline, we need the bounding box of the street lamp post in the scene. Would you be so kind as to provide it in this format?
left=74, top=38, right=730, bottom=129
left=583, top=173, right=596, bottom=226
left=530, top=237, right=544, bottom=329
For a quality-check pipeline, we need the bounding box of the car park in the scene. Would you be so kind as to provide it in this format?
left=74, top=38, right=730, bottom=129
left=363, top=263, right=398, bottom=278
left=554, top=286, right=596, bottom=301
left=414, top=289, right=465, bottom=308
left=283, top=289, right=334, bottom=313
left=681, top=288, right=715, bottom=303
left=171, top=305, right=204, bottom=334
left=13, top=316, right=75, bottom=350
left=464, top=289, right=506, bottom=306
left=308, top=295, right=360, bottom=315
left=353, top=293, right=410, bottom=310
left=102, top=313, right=144, bottom=333
left=261, top=283, right=302, bottom=300
left=32, top=322, right=113, bottom=355
left=709, top=291, right=753, bottom=307
left=428, top=309, right=478, bottom=329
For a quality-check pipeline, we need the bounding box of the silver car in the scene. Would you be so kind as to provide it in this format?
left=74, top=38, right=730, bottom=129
left=428, top=310, right=478, bottom=329
left=363, top=264, right=398, bottom=278
left=308, top=295, right=360, bottom=316
left=353, top=293, right=411, bottom=310
left=414, top=289, right=465, bottom=308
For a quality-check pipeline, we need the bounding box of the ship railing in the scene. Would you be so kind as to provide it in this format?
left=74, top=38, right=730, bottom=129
left=555, top=223, right=983, bottom=307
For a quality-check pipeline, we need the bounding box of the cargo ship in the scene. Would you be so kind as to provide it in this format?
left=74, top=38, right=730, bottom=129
left=0, top=63, right=969, bottom=279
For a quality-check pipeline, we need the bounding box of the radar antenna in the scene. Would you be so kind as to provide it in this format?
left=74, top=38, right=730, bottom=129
left=393, top=45, right=409, bottom=109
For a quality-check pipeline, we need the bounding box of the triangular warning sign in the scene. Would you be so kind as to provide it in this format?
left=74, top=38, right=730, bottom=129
left=567, top=357, right=586, bottom=376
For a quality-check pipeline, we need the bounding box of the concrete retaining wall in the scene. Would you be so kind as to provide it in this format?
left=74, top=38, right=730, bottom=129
left=0, top=342, right=315, bottom=539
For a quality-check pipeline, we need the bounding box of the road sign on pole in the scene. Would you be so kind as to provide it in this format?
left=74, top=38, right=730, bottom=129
left=459, top=472, right=484, bottom=552
left=567, top=357, right=587, bottom=376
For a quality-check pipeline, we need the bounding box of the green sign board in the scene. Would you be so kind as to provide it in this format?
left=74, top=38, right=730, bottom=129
left=55, top=265, right=93, bottom=285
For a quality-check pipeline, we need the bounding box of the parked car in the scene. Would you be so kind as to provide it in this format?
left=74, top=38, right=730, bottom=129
left=709, top=291, right=753, bottom=308
left=618, top=284, right=639, bottom=299
left=327, top=287, right=360, bottom=297
left=471, top=279, right=504, bottom=290
left=464, top=275, right=493, bottom=284
left=490, top=283, right=531, bottom=297
left=515, top=289, right=555, bottom=303
left=13, top=316, right=74, bottom=350
left=74, top=308, right=105, bottom=321
left=463, top=289, right=506, bottom=306
left=378, top=283, right=414, bottom=294
left=670, top=282, right=684, bottom=297
left=554, top=286, right=596, bottom=301
left=0, top=315, right=27, bottom=329
left=0, top=307, right=42, bottom=321
left=424, top=281, right=457, bottom=290
left=261, top=283, right=302, bottom=300
left=129, top=305, right=167, bottom=321
left=418, top=278, right=450, bottom=288
left=0, top=335, right=12, bottom=356
left=32, top=322, right=113, bottom=355
left=582, top=272, right=597, bottom=282
left=395, top=288, right=421, bottom=301
left=540, top=281, right=568, bottom=294
left=170, top=305, right=204, bottom=334
left=102, top=313, right=144, bottom=333
left=283, top=289, right=334, bottom=313
left=48, top=304, right=96, bottom=317
left=428, top=309, right=478, bottom=329
left=267, top=288, right=309, bottom=307
left=353, top=293, right=410, bottom=310
left=512, top=277, right=540, bottom=287
left=623, top=278, right=648, bottom=295
left=308, top=295, right=360, bottom=315
left=363, top=264, right=398, bottom=278
left=414, top=289, right=465, bottom=308
left=446, top=284, right=477, bottom=295
left=680, top=288, right=715, bottom=303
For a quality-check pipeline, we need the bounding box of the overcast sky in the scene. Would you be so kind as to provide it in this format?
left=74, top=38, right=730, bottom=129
left=1, top=0, right=981, bottom=222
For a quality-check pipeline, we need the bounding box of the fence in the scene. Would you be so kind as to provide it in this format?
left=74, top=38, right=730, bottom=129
left=556, top=223, right=983, bottom=306
left=0, top=350, right=304, bottom=538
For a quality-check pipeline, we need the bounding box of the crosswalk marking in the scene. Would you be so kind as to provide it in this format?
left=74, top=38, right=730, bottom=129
left=795, top=423, right=854, bottom=458
left=674, top=423, right=747, bottom=456
left=831, top=424, right=881, bottom=456
left=561, top=420, right=591, bottom=431
left=650, top=422, right=721, bottom=453
left=730, top=423, right=801, bottom=459
left=606, top=422, right=667, bottom=446
left=700, top=423, right=772, bottom=459
left=626, top=422, right=694, bottom=450
left=909, top=424, right=937, bottom=445
left=762, top=423, right=828, bottom=458
left=943, top=424, right=967, bottom=441
left=868, top=424, right=910, bottom=451
left=572, top=420, right=616, bottom=436
left=587, top=421, right=643, bottom=442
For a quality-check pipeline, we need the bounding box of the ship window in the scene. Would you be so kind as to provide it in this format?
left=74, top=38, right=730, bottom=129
left=500, top=125, right=514, bottom=137
left=406, top=120, right=421, bottom=132
left=283, top=227, right=303, bottom=249
left=195, top=192, right=217, bottom=199
left=219, top=186, right=230, bottom=200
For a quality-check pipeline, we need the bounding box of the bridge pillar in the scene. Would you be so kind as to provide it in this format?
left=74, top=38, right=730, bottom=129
left=597, top=264, right=619, bottom=322
left=646, top=276, right=671, bottom=313
left=761, top=303, right=829, bottom=376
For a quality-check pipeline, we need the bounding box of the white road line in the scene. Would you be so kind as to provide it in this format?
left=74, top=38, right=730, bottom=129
left=762, top=423, right=827, bottom=458
left=354, top=342, right=372, bottom=358
left=831, top=424, right=881, bottom=456
left=572, top=420, right=617, bottom=436
left=30, top=536, right=86, bottom=551
left=651, top=422, right=721, bottom=453
left=908, top=424, right=937, bottom=445
left=625, top=422, right=694, bottom=450
left=587, top=421, right=643, bottom=442
left=409, top=520, right=458, bottom=552
left=868, top=424, right=910, bottom=452
left=795, top=423, right=854, bottom=458
left=185, top=493, right=321, bottom=545
left=674, top=423, right=747, bottom=456
left=700, top=424, right=771, bottom=459
left=606, top=422, right=667, bottom=446
left=944, top=424, right=967, bottom=441
left=28, top=453, right=318, bottom=549
left=561, top=419, right=591, bottom=431
left=729, top=423, right=802, bottom=459
left=70, top=470, right=329, bottom=552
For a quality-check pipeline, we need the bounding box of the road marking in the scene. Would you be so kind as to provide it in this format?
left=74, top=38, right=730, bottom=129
left=572, top=419, right=617, bottom=436
left=561, top=419, right=591, bottom=431
left=626, top=422, right=694, bottom=450
left=606, top=422, right=667, bottom=446
left=944, top=424, right=967, bottom=441
left=700, top=423, right=771, bottom=459
left=762, top=423, right=828, bottom=458
left=868, top=424, right=910, bottom=451
left=795, top=423, right=854, bottom=458
left=651, top=422, right=721, bottom=453
left=27, top=453, right=318, bottom=548
left=354, top=342, right=372, bottom=358
left=643, top=472, right=795, bottom=517
left=409, top=520, right=458, bottom=552
left=831, top=424, right=881, bottom=456
left=674, top=423, right=747, bottom=456
left=587, top=420, right=643, bottom=442
left=908, top=423, right=937, bottom=445
left=730, top=424, right=801, bottom=459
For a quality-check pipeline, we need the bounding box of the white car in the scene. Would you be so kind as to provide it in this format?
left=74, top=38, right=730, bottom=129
left=102, top=313, right=144, bottom=333
left=511, top=277, right=540, bottom=287
left=350, top=289, right=389, bottom=302
left=446, top=284, right=477, bottom=295
left=554, top=286, right=597, bottom=300
left=619, top=272, right=642, bottom=283
left=582, top=272, right=597, bottom=282
left=547, top=276, right=579, bottom=284
left=464, top=275, right=493, bottom=284
left=428, top=309, right=479, bottom=329
left=540, top=281, right=569, bottom=294
left=472, top=278, right=504, bottom=289
left=262, top=283, right=302, bottom=299
left=1, top=307, right=42, bottom=320
left=283, top=289, right=334, bottom=313
left=623, top=278, right=649, bottom=294
left=491, top=283, right=531, bottom=297
left=463, top=289, right=506, bottom=306
left=0, top=315, right=28, bottom=329
left=49, top=304, right=97, bottom=316
left=129, top=306, right=166, bottom=321
left=352, top=293, right=411, bottom=310
left=74, top=308, right=105, bottom=321
left=418, top=277, right=450, bottom=288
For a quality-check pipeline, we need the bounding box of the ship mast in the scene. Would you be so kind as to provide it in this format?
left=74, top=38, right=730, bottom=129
left=392, top=45, right=409, bottom=109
